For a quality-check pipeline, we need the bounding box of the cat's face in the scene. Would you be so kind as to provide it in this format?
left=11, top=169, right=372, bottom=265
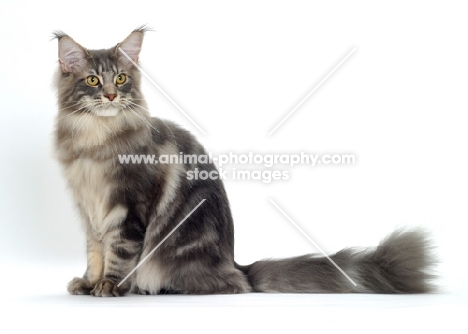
left=55, top=30, right=145, bottom=117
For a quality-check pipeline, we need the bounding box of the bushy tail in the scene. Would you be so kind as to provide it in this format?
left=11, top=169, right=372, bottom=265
left=236, top=229, right=436, bottom=293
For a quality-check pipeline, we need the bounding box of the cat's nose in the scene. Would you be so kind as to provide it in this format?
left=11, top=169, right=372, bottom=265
left=105, top=94, right=117, bottom=101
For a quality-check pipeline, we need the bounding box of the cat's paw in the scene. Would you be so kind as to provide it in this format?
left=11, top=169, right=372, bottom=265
left=91, top=278, right=127, bottom=297
left=138, top=288, right=150, bottom=295
left=132, top=287, right=151, bottom=295
left=68, top=277, right=92, bottom=295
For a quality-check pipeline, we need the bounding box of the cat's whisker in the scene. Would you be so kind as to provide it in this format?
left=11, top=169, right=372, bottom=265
left=129, top=106, right=158, bottom=132
left=59, top=101, right=83, bottom=111
left=122, top=108, right=131, bottom=126
left=73, top=112, right=94, bottom=149
left=64, top=100, right=85, bottom=105
left=71, top=114, right=85, bottom=140
left=57, top=105, right=88, bottom=121
left=72, top=110, right=92, bottom=141
left=125, top=106, right=160, bottom=133
left=71, top=111, right=86, bottom=131
left=71, top=113, right=83, bottom=144
left=127, top=101, right=177, bottom=146
left=126, top=100, right=149, bottom=111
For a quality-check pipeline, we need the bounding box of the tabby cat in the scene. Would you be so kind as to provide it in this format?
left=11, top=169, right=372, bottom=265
left=54, top=28, right=434, bottom=296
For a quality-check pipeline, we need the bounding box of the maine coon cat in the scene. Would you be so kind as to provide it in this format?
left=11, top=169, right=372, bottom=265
left=54, top=28, right=434, bottom=296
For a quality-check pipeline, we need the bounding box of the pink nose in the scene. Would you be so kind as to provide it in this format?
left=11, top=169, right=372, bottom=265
left=105, top=94, right=117, bottom=101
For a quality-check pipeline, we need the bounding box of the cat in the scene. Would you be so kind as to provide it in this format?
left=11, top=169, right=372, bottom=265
left=54, top=27, right=435, bottom=296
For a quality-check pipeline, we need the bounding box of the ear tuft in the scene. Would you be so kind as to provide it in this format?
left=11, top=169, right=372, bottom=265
left=117, top=30, right=145, bottom=65
left=58, top=36, right=87, bottom=73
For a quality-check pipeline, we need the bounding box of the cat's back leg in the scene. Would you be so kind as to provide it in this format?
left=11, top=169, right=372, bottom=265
left=134, top=238, right=252, bottom=294
left=165, top=260, right=252, bottom=294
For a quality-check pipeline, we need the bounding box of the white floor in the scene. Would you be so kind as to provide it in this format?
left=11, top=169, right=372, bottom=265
left=2, top=264, right=466, bottom=334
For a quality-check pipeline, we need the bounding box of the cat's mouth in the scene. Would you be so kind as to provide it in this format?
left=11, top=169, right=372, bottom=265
left=93, top=102, right=121, bottom=117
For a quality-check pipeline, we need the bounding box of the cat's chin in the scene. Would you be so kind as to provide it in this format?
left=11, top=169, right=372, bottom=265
left=94, top=108, right=120, bottom=117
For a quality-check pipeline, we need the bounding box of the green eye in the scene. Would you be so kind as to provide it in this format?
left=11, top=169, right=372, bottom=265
left=86, top=75, right=100, bottom=86
left=116, top=74, right=127, bottom=85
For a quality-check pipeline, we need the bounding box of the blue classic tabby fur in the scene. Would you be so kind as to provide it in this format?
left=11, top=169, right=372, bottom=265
left=54, top=28, right=434, bottom=296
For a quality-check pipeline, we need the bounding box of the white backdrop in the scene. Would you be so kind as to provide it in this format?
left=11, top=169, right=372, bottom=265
left=0, top=0, right=467, bottom=332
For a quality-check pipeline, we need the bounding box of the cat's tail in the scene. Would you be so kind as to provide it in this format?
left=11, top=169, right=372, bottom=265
left=236, top=229, right=436, bottom=293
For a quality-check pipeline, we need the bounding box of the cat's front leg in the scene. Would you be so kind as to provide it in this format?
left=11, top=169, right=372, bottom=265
left=68, top=232, right=104, bottom=295
left=91, top=211, right=145, bottom=297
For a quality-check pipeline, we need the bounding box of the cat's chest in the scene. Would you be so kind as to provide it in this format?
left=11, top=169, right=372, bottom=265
left=64, top=158, right=118, bottom=235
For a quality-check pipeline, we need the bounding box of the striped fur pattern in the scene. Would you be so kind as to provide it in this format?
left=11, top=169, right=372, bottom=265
left=54, top=29, right=435, bottom=296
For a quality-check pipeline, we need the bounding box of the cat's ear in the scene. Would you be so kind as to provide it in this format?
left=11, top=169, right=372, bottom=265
left=116, top=30, right=144, bottom=65
left=57, top=36, right=87, bottom=73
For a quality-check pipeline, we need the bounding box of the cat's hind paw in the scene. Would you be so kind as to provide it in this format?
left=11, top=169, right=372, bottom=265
left=67, top=277, right=92, bottom=295
left=133, top=287, right=151, bottom=295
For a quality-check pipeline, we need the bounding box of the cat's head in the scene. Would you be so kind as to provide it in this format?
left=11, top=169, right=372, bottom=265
left=54, top=28, right=146, bottom=117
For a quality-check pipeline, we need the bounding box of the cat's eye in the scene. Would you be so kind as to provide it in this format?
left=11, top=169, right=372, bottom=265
left=86, top=75, right=100, bottom=87
left=116, top=74, right=127, bottom=85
